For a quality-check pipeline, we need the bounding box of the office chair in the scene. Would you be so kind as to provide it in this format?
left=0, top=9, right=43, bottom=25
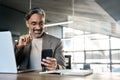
left=83, top=63, right=91, bottom=70
left=65, top=55, right=71, bottom=69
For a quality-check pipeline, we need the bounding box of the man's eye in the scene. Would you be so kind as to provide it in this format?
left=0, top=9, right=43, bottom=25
left=31, top=22, right=36, bottom=26
left=39, top=23, right=43, bottom=26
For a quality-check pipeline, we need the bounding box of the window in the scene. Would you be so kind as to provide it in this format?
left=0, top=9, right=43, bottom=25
left=63, top=27, right=120, bottom=72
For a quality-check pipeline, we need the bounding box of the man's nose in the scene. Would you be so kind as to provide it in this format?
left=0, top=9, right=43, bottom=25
left=36, top=24, right=41, bottom=29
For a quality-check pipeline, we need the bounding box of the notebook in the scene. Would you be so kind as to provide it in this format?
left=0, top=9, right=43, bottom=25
left=0, top=31, right=34, bottom=73
left=39, top=69, right=93, bottom=76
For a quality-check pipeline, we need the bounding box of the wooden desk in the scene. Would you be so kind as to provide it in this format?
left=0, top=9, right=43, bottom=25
left=0, top=72, right=120, bottom=80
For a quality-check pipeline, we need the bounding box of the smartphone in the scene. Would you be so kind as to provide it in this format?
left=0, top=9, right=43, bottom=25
left=41, top=49, right=53, bottom=68
left=41, top=49, right=53, bottom=59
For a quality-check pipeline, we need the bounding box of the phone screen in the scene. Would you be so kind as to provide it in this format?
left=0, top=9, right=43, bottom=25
left=41, top=49, right=53, bottom=68
left=41, top=49, right=53, bottom=59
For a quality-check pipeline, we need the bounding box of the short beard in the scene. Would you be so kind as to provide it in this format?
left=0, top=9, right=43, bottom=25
left=34, top=31, right=44, bottom=38
left=30, top=30, right=44, bottom=38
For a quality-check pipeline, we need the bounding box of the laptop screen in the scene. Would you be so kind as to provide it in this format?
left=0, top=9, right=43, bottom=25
left=0, top=31, right=17, bottom=73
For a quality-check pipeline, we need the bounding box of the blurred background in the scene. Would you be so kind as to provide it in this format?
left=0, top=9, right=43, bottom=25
left=0, top=0, right=120, bottom=72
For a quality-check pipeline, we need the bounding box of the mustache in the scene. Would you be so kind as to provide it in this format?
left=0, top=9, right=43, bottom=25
left=33, top=29, right=43, bottom=32
left=33, top=29, right=42, bottom=31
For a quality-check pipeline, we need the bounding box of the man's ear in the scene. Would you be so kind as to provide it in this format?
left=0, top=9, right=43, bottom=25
left=26, top=21, right=29, bottom=28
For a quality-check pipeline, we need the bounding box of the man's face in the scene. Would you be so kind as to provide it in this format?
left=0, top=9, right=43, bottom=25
left=26, top=13, right=45, bottom=38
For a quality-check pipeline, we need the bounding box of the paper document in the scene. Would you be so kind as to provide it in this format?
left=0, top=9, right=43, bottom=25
left=39, top=69, right=93, bottom=76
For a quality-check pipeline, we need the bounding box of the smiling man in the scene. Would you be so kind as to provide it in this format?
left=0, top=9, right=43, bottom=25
left=15, top=8, right=66, bottom=71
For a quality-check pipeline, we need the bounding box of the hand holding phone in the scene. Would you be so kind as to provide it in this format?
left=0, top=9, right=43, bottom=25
left=41, top=49, right=53, bottom=67
left=41, top=49, right=57, bottom=71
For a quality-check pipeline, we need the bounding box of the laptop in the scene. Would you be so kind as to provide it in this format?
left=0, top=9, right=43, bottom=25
left=0, top=31, right=34, bottom=73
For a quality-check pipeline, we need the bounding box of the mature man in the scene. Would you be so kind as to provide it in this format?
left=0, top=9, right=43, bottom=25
left=15, top=8, right=66, bottom=71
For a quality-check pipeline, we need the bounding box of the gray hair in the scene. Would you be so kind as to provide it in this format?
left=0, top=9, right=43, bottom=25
left=25, top=7, right=46, bottom=21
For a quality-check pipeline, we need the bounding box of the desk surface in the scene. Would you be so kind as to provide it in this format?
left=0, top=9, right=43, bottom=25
left=0, top=72, right=120, bottom=80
